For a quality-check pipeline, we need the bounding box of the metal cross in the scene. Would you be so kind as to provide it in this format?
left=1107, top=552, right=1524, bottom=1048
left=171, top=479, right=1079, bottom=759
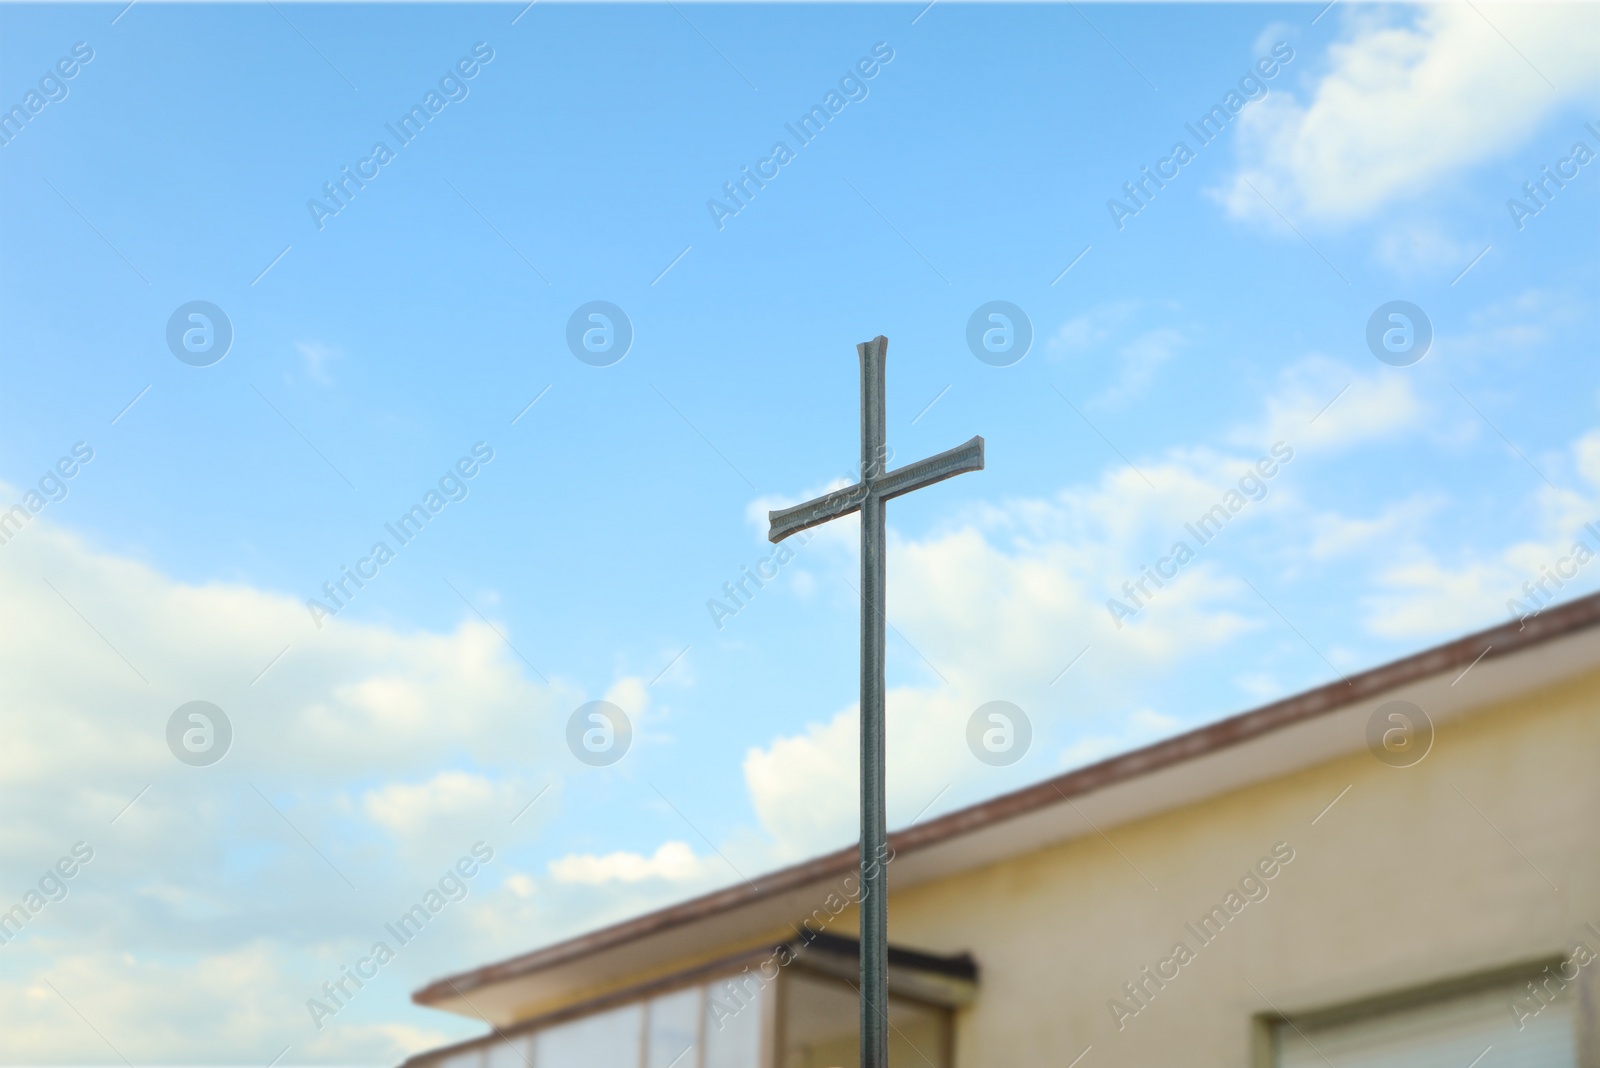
left=767, top=335, right=983, bottom=1068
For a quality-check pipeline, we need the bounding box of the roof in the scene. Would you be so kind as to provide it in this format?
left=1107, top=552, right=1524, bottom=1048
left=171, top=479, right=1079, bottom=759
left=414, top=590, right=1600, bottom=1025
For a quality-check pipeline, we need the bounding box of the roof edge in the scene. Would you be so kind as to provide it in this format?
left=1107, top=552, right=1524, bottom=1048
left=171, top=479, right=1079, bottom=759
left=414, top=590, right=1600, bottom=1007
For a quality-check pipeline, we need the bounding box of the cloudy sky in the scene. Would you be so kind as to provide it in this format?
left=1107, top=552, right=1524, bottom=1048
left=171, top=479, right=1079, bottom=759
left=1, top=0, right=1598, bottom=1061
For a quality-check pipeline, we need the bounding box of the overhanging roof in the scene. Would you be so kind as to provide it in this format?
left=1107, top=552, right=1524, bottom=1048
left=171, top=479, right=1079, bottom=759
left=414, top=592, right=1600, bottom=1025
left=402, top=933, right=977, bottom=1068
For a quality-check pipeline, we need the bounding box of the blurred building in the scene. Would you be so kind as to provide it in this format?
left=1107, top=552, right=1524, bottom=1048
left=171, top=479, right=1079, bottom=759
left=406, top=595, right=1600, bottom=1067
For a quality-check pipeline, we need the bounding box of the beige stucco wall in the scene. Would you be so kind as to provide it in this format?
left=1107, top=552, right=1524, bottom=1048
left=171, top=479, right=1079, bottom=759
left=877, top=667, right=1600, bottom=1066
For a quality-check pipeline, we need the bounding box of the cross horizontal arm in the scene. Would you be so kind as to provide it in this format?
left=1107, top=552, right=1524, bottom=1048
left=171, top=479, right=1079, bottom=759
left=765, top=436, right=984, bottom=544
left=875, top=435, right=984, bottom=503
left=767, top=481, right=867, bottom=544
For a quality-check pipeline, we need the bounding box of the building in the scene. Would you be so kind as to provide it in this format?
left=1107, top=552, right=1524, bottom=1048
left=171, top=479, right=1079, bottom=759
left=405, top=593, right=1600, bottom=1067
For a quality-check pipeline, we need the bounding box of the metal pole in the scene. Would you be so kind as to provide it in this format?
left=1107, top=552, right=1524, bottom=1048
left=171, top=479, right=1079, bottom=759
left=857, top=336, right=889, bottom=1068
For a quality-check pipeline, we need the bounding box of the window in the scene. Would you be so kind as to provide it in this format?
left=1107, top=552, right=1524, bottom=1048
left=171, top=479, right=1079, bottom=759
left=420, top=974, right=768, bottom=1068
left=646, top=987, right=701, bottom=1068
left=536, top=1004, right=644, bottom=1068
left=779, top=970, right=949, bottom=1068
left=411, top=936, right=971, bottom=1068
left=704, top=974, right=763, bottom=1068
left=1274, top=969, right=1576, bottom=1068
left=484, top=1036, right=531, bottom=1068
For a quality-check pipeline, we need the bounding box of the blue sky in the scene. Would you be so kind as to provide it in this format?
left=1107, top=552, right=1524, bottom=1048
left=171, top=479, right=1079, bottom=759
left=2, top=1, right=1598, bottom=1060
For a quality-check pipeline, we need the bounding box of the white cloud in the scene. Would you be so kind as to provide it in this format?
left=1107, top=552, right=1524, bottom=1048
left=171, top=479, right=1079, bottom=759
left=743, top=684, right=993, bottom=860
left=0, top=503, right=824, bottom=1064
left=1233, top=673, right=1285, bottom=702
left=1059, top=708, right=1182, bottom=770
left=744, top=706, right=859, bottom=858
left=1358, top=430, right=1600, bottom=638
left=1362, top=557, right=1512, bottom=638
left=548, top=841, right=710, bottom=885
left=1305, top=496, right=1446, bottom=561
left=361, top=771, right=538, bottom=868
left=1097, top=328, right=1185, bottom=409
left=1373, top=220, right=1480, bottom=276
left=736, top=498, right=1266, bottom=857
left=1045, top=303, right=1183, bottom=409
left=603, top=675, right=650, bottom=720
left=1221, top=6, right=1600, bottom=225
left=364, top=772, right=512, bottom=834
left=0, top=512, right=576, bottom=1061
left=1243, top=355, right=1427, bottom=453
left=1, top=941, right=459, bottom=1063
left=1442, top=288, right=1581, bottom=365
left=790, top=569, right=816, bottom=598
left=296, top=341, right=341, bottom=386
left=1048, top=301, right=1140, bottom=357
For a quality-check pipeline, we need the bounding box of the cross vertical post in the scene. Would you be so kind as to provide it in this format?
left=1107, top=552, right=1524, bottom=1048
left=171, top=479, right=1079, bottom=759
left=767, top=335, right=983, bottom=1068
left=858, top=336, right=889, bottom=1068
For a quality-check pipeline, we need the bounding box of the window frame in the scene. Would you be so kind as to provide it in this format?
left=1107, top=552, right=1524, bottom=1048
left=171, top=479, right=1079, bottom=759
left=1249, top=955, right=1582, bottom=1068
left=410, top=944, right=776, bottom=1068
left=772, top=962, right=955, bottom=1068
left=408, top=935, right=970, bottom=1068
